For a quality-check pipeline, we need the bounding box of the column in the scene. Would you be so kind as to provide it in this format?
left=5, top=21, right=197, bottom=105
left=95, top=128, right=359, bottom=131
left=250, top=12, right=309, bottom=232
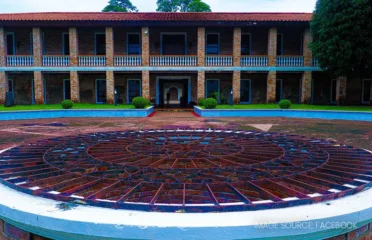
left=106, top=27, right=114, bottom=67
left=69, top=27, right=79, bottom=66
left=233, top=27, right=242, bottom=67
left=197, top=70, right=205, bottom=101
left=268, top=28, right=277, bottom=67
left=141, top=27, right=149, bottom=66
left=233, top=71, right=241, bottom=104
left=32, top=27, right=43, bottom=66
left=336, top=76, right=347, bottom=105
left=303, top=28, right=313, bottom=67
left=142, top=70, right=150, bottom=100
left=197, top=27, right=205, bottom=66
left=34, top=71, right=44, bottom=104
left=267, top=71, right=276, bottom=103
left=70, top=71, right=80, bottom=103
left=0, top=71, right=8, bottom=104
left=0, top=27, right=6, bottom=66
left=106, top=71, right=115, bottom=104
left=301, top=71, right=312, bottom=104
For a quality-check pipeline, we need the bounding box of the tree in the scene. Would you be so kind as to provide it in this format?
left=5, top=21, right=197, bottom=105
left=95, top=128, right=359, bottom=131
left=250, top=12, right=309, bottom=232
left=310, top=0, right=372, bottom=77
left=156, top=0, right=211, bottom=12
left=102, top=0, right=138, bottom=12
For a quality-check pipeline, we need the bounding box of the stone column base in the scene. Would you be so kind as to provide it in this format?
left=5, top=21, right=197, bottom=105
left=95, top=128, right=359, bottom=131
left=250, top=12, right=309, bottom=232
left=70, top=71, right=80, bottom=103
left=233, top=71, right=241, bottom=104
left=106, top=71, right=114, bottom=104
left=142, top=70, right=150, bottom=100
left=301, top=71, right=312, bottom=104
left=34, top=71, right=44, bottom=104
left=197, top=71, right=205, bottom=101
left=266, top=71, right=277, bottom=103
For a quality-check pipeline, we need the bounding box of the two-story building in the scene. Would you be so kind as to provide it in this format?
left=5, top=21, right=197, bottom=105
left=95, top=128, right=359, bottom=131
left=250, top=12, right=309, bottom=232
left=0, top=12, right=371, bottom=107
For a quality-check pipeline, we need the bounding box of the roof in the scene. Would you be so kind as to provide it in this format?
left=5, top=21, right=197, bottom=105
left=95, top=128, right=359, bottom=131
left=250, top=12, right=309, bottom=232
left=0, top=12, right=312, bottom=22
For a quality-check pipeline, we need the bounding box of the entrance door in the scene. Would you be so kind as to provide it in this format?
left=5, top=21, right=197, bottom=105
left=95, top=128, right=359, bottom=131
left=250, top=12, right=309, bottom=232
left=158, top=78, right=189, bottom=108
left=330, top=79, right=337, bottom=104
left=276, top=79, right=283, bottom=102
left=206, top=79, right=220, bottom=102
left=240, top=79, right=251, bottom=103
left=96, top=79, right=106, bottom=103
left=127, top=79, right=141, bottom=103
left=63, top=80, right=71, bottom=100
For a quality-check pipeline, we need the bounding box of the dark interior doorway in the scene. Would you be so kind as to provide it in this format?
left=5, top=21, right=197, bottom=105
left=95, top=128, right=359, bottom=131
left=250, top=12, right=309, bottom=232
left=162, top=34, right=186, bottom=55
left=158, top=79, right=189, bottom=108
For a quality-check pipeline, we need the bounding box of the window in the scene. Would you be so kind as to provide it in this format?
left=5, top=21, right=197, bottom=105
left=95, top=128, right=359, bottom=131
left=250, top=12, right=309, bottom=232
left=95, top=33, right=106, bottom=55
left=240, top=79, right=251, bottom=103
left=206, top=33, right=219, bottom=55
left=62, top=33, right=70, bottom=55
left=276, top=79, right=283, bottom=102
left=96, top=79, right=107, bottom=103
left=127, top=33, right=141, bottom=55
left=330, top=79, right=337, bottom=104
left=63, top=79, right=71, bottom=100
left=277, top=33, right=283, bottom=56
left=362, top=79, right=371, bottom=104
left=127, top=79, right=141, bottom=103
left=6, top=33, right=15, bottom=55
left=206, top=79, right=220, bottom=102
left=241, top=34, right=251, bottom=55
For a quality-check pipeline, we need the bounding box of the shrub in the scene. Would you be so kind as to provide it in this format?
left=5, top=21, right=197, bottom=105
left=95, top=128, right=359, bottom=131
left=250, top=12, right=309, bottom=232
left=61, top=100, right=73, bottom=109
left=132, top=97, right=148, bottom=109
left=203, top=98, right=218, bottom=109
left=198, top=99, right=204, bottom=107
left=279, top=99, right=292, bottom=109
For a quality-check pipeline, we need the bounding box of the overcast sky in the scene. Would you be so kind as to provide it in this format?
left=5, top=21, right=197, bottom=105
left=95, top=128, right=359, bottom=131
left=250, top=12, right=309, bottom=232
left=0, top=0, right=316, bottom=13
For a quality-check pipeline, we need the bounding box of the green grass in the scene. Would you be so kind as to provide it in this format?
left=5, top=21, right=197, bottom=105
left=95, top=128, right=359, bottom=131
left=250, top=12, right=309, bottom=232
left=0, top=103, right=137, bottom=111
left=199, top=104, right=372, bottom=112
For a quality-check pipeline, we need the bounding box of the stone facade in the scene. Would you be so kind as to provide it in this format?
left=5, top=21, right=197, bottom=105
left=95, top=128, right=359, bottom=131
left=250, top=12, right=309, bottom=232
left=69, top=27, right=79, bottom=66
left=141, top=27, right=149, bottom=66
left=70, top=71, right=80, bottom=103
left=233, top=71, right=241, bottom=103
left=33, top=71, right=44, bottom=104
left=233, top=28, right=242, bottom=67
left=268, top=28, right=277, bottom=67
left=336, top=76, right=347, bottom=105
left=303, top=28, right=313, bottom=67
left=301, top=71, right=312, bottom=104
left=0, top=71, right=7, bottom=104
left=105, top=27, right=114, bottom=67
left=32, top=27, right=42, bottom=66
left=0, top=27, right=5, bottom=67
left=267, top=71, right=277, bottom=103
left=197, top=70, right=205, bottom=101
left=106, top=70, right=114, bottom=104
left=197, top=27, right=205, bottom=66
left=142, top=70, right=150, bottom=99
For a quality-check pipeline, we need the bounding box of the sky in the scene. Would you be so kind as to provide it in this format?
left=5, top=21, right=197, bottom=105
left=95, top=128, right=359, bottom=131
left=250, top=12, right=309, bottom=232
left=0, top=0, right=317, bottom=13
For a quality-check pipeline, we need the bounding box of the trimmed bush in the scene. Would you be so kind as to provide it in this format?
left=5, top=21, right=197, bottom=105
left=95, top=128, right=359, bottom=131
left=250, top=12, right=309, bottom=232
left=203, top=98, right=218, bottom=109
left=279, top=99, right=292, bottom=109
left=61, top=100, right=73, bottom=109
left=198, top=99, right=205, bottom=107
left=132, top=97, right=148, bottom=109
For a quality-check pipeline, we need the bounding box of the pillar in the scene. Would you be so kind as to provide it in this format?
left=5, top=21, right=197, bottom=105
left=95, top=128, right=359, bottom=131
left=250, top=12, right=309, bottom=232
left=141, top=27, right=149, bottom=66
left=32, top=27, right=43, bottom=66
left=142, top=70, right=150, bottom=100
left=197, top=70, right=205, bottom=101
left=336, top=76, right=347, bottom=105
left=303, top=28, right=313, bottom=67
left=106, top=71, right=114, bottom=104
left=106, top=27, right=114, bottom=67
left=69, top=27, right=78, bottom=66
left=233, top=71, right=241, bottom=104
left=267, top=71, right=276, bottom=103
left=70, top=71, right=80, bottom=103
left=34, top=71, right=44, bottom=104
left=0, top=71, right=8, bottom=104
left=233, top=27, right=242, bottom=67
left=268, top=28, right=277, bottom=67
left=301, top=71, right=312, bottom=104
left=0, top=27, right=6, bottom=66
left=197, top=27, right=205, bottom=66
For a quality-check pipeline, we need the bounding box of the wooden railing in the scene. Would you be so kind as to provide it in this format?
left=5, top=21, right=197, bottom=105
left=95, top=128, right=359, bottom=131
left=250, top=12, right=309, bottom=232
left=150, top=56, right=198, bottom=66
left=78, top=56, right=106, bottom=66
left=43, top=56, right=70, bottom=66
left=114, top=56, right=142, bottom=66
left=241, top=56, right=268, bottom=67
left=313, top=58, right=319, bottom=67
left=277, top=56, right=304, bottom=67
left=205, top=56, right=233, bottom=66
left=6, top=56, right=34, bottom=66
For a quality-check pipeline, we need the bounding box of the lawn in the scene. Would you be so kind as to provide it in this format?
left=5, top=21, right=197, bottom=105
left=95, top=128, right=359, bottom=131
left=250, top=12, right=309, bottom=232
left=0, top=103, right=136, bottom=111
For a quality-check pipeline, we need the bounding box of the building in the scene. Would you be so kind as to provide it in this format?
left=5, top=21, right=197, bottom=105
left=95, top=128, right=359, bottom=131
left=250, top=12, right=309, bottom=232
left=0, top=12, right=371, bottom=107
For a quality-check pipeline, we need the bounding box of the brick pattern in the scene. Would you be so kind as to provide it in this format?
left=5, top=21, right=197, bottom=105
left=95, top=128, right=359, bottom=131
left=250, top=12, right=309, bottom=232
left=303, top=28, right=313, bottom=67
left=301, top=71, right=312, bottom=104
left=106, top=27, right=114, bottom=67
left=33, top=71, right=44, bottom=104
left=197, top=70, right=205, bottom=101
left=141, top=27, right=149, bottom=66
left=233, top=71, right=241, bottom=104
left=106, top=70, right=114, bottom=104
left=336, top=76, right=347, bottom=105
left=0, top=27, right=6, bottom=67
left=233, top=27, right=242, bottom=67
left=267, top=71, right=276, bottom=103
left=32, top=28, right=42, bottom=66
left=197, top=27, right=205, bottom=66
left=268, top=28, right=277, bottom=67
left=69, top=27, right=79, bottom=66
left=0, top=71, right=8, bottom=104
left=70, top=71, right=80, bottom=102
left=142, top=70, right=150, bottom=99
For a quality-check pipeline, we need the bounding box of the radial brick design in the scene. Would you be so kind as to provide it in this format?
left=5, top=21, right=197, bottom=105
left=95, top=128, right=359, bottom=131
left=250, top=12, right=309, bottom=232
left=0, top=129, right=371, bottom=213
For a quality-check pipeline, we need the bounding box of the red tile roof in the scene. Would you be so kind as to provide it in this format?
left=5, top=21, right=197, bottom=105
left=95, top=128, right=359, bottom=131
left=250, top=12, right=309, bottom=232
left=0, top=12, right=312, bottom=22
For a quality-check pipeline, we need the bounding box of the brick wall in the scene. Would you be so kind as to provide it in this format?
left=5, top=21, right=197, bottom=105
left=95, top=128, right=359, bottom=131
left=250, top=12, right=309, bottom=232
left=267, top=71, right=276, bottom=103
left=268, top=28, right=277, bottom=67
left=232, top=71, right=241, bottom=103
left=301, top=71, right=312, bottom=104
left=197, top=27, right=205, bottom=66
left=336, top=76, right=347, bottom=105
left=141, top=27, right=149, bottom=66
left=0, top=71, right=8, bottom=104
left=106, top=27, right=114, bottom=67
left=7, top=73, right=33, bottom=105
left=142, top=70, right=150, bottom=99
left=32, top=28, right=42, bottom=66
left=241, top=27, right=269, bottom=55
left=278, top=27, right=305, bottom=55
left=43, top=28, right=69, bottom=55
left=0, top=27, right=6, bottom=66
left=69, top=27, right=78, bottom=66
left=44, top=73, right=69, bottom=104
left=5, top=27, right=33, bottom=55
left=241, top=72, right=268, bottom=103
left=206, top=28, right=233, bottom=55
left=277, top=73, right=303, bottom=103
left=113, top=27, right=141, bottom=55
left=106, top=70, right=114, bottom=104
left=78, top=27, right=105, bottom=55
left=79, top=73, right=105, bottom=103
left=115, top=73, right=142, bottom=103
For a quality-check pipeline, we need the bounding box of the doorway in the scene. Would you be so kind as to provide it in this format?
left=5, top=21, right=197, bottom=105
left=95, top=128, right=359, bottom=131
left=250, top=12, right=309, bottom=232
left=96, top=79, right=106, bottom=103
left=156, top=77, right=191, bottom=108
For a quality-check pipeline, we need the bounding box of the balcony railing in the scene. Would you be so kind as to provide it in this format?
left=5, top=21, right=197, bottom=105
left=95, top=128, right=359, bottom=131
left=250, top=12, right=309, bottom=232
left=78, top=56, right=106, bottom=66
left=6, top=56, right=34, bottom=66
left=205, top=56, right=233, bottom=66
left=114, top=56, right=142, bottom=66
left=241, top=56, right=268, bottom=67
left=277, top=56, right=304, bottom=67
left=150, top=56, right=198, bottom=66
left=313, top=58, right=319, bottom=67
left=43, top=56, right=70, bottom=66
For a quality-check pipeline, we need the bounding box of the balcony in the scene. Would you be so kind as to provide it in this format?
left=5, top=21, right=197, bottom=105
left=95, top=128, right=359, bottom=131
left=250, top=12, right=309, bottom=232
left=78, top=56, right=106, bottom=67
left=114, top=56, right=142, bottom=66
left=6, top=56, right=34, bottom=67
left=277, top=56, right=304, bottom=67
left=43, top=56, right=70, bottom=67
left=241, top=56, right=268, bottom=67
left=205, top=56, right=233, bottom=66
left=150, top=56, right=198, bottom=66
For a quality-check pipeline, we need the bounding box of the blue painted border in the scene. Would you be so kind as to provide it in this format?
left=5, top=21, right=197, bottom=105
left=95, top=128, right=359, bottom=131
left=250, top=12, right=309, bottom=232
left=0, top=107, right=154, bottom=121
left=194, top=106, right=372, bottom=122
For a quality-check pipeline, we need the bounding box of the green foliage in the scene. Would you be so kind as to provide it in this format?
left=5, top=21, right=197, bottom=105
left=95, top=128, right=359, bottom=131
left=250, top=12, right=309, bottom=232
left=198, top=99, right=204, bottom=106
left=102, top=0, right=138, bottom=12
left=211, top=91, right=219, bottom=101
left=156, top=0, right=211, bottom=12
left=310, top=0, right=372, bottom=77
left=203, top=98, right=218, bottom=109
left=132, top=97, right=148, bottom=109
left=61, top=100, right=73, bottom=109
left=279, top=99, right=292, bottom=109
